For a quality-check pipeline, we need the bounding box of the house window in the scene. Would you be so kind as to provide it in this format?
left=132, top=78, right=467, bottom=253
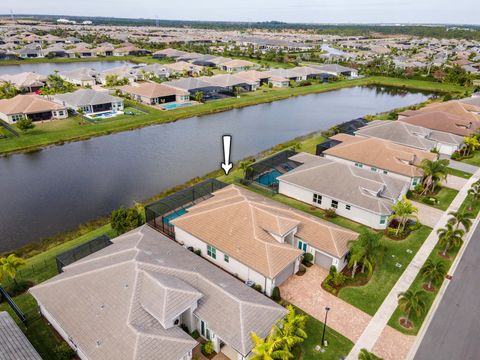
left=207, top=245, right=216, bottom=259
left=412, top=178, right=418, bottom=186
left=313, top=193, right=322, bottom=204
left=383, top=170, right=388, bottom=175
left=200, top=320, right=211, bottom=340
left=346, top=204, right=351, bottom=210
left=224, top=254, right=229, bottom=263
left=331, top=200, right=338, bottom=209
left=297, top=240, right=308, bottom=252
left=380, top=215, right=387, bottom=225
left=354, top=162, right=363, bottom=168
left=371, top=167, right=377, bottom=172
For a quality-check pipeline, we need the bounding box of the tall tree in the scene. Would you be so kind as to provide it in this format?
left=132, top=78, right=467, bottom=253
left=0, top=254, right=25, bottom=285
left=448, top=209, right=474, bottom=232
left=398, top=290, right=427, bottom=327
left=250, top=328, right=293, bottom=360
left=276, top=305, right=307, bottom=350
left=437, top=223, right=464, bottom=257
left=419, top=159, right=449, bottom=194
left=388, top=196, right=418, bottom=235
left=420, top=259, right=447, bottom=290
left=467, top=181, right=480, bottom=210
left=463, top=136, right=480, bottom=157
left=347, top=230, right=383, bottom=277
left=0, top=81, right=18, bottom=99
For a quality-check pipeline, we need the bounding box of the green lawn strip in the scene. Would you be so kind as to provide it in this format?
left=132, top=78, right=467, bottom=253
left=459, top=193, right=480, bottom=217
left=408, top=187, right=458, bottom=211
left=387, top=241, right=460, bottom=335
left=338, top=226, right=432, bottom=315
left=0, top=76, right=463, bottom=156
left=294, top=307, right=353, bottom=360
left=0, top=293, right=64, bottom=359
left=0, top=55, right=171, bottom=66
left=460, top=151, right=480, bottom=167
left=447, top=167, right=473, bottom=179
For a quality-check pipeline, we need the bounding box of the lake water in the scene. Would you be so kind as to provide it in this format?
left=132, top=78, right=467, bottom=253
left=0, top=86, right=431, bottom=252
left=0, top=61, right=134, bottom=76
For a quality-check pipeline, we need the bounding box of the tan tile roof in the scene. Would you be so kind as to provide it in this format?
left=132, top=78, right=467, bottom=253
left=0, top=72, right=47, bottom=89
left=399, top=111, right=477, bottom=136
left=417, top=101, right=480, bottom=125
left=172, top=185, right=358, bottom=277
left=221, top=59, right=255, bottom=68
left=120, top=82, right=188, bottom=99
left=0, top=94, right=64, bottom=115
left=325, top=134, right=437, bottom=177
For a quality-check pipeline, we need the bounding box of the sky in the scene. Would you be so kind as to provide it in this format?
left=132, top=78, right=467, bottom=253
left=2, top=0, right=479, bottom=25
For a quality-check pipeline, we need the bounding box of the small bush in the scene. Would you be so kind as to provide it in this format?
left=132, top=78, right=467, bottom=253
left=201, top=341, right=215, bottom=356
left=191, top=330, right=200, bottom=339
left=302, top=252, right=314, bottom=265
left=16, top=118, right=35, bottom=132
left=111, top=207, right=144, bottom=235
left=298, top=264, right=306, bottom=274
left=194, top=249, right=201, bottom=256
left=54, top=344, right=76, bottom=360
left=254, top=284, right=262, bottom=293
left=422, top=197, right=437, bottom=205
left=324, top=208, right=337, bottom=218
left=332, top=272, right=346, bottom=286
left=271, top=286, right=281, bottom=301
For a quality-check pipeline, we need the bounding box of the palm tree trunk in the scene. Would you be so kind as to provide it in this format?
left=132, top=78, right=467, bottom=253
left=361, top=262, right=366, bottom=273
left=351, top=261, right=357, bottom=279
left=443, top=243, right=450, bottom=257
left=428, top=279, right=432, bottom=290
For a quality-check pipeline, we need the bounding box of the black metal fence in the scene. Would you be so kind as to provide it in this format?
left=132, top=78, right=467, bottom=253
left=145, top=178, right=228, bottom=238
left=55, top=235, right=112, bottom=273
left=244, top=149, right=299, bottom=182
left=0, top=286, right=27, bottom=325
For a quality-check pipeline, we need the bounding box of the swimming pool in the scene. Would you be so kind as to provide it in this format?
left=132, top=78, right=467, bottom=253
left=256, top=169, right=283, bottom=186
left=87, top=111, right=122, bottom=119
left=162, top=206, right=191, bottom=225
left=161, top=102, right=195, bottom=110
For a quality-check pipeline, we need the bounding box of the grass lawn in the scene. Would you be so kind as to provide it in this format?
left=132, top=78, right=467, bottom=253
left=338, top=226, right=432, bottom=315
left=408, top=187, right=458, bottom=211
left=294, top=307, right=353, bottom=360
left=459, top=193, right=480, bottom=217
left=0, top=76, right=465, bottom=156
left=0, top=55, right=171, bottom=66
left=387, top=240, right=460, bottom=335
left=460, top=151, right=480, bottom=167
left=447, top=167, right=473, bottom=179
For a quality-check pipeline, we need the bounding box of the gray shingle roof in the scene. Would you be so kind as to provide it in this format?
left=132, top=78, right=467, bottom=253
left=54, top=89, right=122, bottom=107
left=0, top=312, right=42, bottom=360
left=30, top=226, right=285, bottom=360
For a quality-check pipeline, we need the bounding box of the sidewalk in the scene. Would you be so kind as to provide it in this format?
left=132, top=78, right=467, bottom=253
left=346, top=169, right=480, bottom=360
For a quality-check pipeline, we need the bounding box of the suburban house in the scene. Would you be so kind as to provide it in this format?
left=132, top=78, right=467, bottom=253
left=0, top=72, right=47, bottom=92
left=164, top=61, right=204, bottom=76
left=268, top=76, right=290, bottom=88
left=219, top=59, right=255, bottom=72
left=355, top=120, right=464, bottom=155
left=98, top=65, right=143, bottom=84
left=165, top=78, right=227, bottom=99
left=53, top=89, right=124, bottom=114
left=0, top=312, right=42, bottom=359
left=322, top=133, right=438, bottom=189
left=152, top=48, right=188, bottom=59
left=59, top=68, right=99, bottom=87
left=310, top=64, right=359, bottom=78
left=30, top=225, right=286, bottom=360
left=234, top=70, right=270, bottom=87
left=139, top=63, right=171, bottom=79
left=399, top=111, right=478, bottom=137
left=113, top=45, right=150, bottom=56
left=203, top=74, right=258, bottom=92
left=277, top=153, right=409, bottom=229
left=171, top=185, right=358, bottom=295
left=0, top=94, right=68, bottom=123
left=119, top=82, right=190, bottom=105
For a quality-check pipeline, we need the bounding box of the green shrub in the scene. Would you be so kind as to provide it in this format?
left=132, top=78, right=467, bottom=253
left=302, top=252, right=314, bottom=265
left=298, top=264, right=306, bottom=274
left=54, top=344, right=76, bottom=360
left=5, top=279, right=30, bottom=297
left=422, top=197, right=437, bottom=205
left=332, top=272, right=346, bottom=286
left=329, top=265, right=337, bottom=277
left=191, top=330, right=200, bottom=339
left=271, top=286, right=281, bottom=301
left=414, top=183, right=424, bottom=194
left=201, top=341, right=215, bottom=356
left=324, top=208, right=337, bottom=218
left=194, top=249, right=201, bottom=256
left=254, top=284, right=263, bottom=293
left=16, top=118, right=35, bottom=132
left=111, top=207, right=144, bottom=235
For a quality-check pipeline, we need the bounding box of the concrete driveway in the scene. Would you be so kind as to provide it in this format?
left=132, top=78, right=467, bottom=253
left=280, top=265, right=372, bottom=342
left=439, top=154, right=478, bottom=174
left=411, top=201, right=444, bottom=228
left=443, top=175, right=468, bottom=191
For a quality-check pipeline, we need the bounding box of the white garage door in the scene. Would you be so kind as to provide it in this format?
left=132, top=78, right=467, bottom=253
left=315, top=251, right=332, bottom=269
left=275, top=262, right=295, bottom=286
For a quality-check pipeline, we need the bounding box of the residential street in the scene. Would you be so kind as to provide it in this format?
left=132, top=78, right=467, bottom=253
left=412, top=222, right=480, bottom=360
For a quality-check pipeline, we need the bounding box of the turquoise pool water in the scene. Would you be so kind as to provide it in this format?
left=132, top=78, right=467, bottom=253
left=256, top=169, right=282, bottom=186
left=162, top=102, right=194, bottom=110
left=162, top=206, right=191, bottom=225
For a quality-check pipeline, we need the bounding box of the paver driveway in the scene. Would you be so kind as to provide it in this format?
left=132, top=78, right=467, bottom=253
left=410, top=200, right=443, bottom=228
left=372, top=326, right=415, bottom=360
left=280, top=265, right=372, bottom=342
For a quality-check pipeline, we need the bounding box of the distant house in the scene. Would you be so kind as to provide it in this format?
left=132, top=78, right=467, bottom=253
left=113, top=45, right=150, bottom=56
left=98, top=65, right=143, bottom=85
left=355, top=120, right=464, bottom=155
left=53, top=89, right=123, bottom=114
left=219, top=59, right=255, bottom=72
left=172, top=185, right=358, bottom=293
left=58, top=67, right=99, bottom=87
left=120, top=82, right=190, bottom=105
left=310, top=64, right=359, bottom=78
left=0, top=312, right=42, bottom=359
left=138, top=63, right=171, bottom=79
left=323, top=133, right=438, bottom=189
left=399, top=111, right=479, bottom=137
left=163, top=61, right=203, bottom=76
left=277, top=153, right=409, bottom=229
left=152, top=48, right=188, bottom=59
left=165, top=78, right=227, bottom=99
left=204, top=74, right=258, bottom=92
left=0, top=94, right=68, bottom=123
left=235, top=70, right=270, bottom=87
left=30, top=225, right=286, bottom=360
left=0, top=72, right=47, bottom=92
left=17, top=46, right=45, bottom=59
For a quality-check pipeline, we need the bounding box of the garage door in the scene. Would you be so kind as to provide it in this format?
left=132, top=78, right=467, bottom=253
left=275, top=262, right=295, bottom=286
left=315, top=251, right=332, bottom=269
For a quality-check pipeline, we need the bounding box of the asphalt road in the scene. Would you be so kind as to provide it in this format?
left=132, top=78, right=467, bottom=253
left=413, top=222, right=480, bottom=360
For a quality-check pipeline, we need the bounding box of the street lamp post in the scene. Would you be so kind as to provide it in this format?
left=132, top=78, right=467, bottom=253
left=321, top=306, right=331, bottom=349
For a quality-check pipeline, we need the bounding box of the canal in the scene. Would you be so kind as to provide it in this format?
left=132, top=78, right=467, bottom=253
left=0, top=86, right=431, bottom=252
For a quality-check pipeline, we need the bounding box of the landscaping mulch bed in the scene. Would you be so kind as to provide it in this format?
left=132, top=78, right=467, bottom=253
left=422, top=283, right=436, bottom=292
left=321, top=267, right=371, bottom=295
left=399, top=318, right=414, bottom=329
left=438, top=251, right=451, bottom=260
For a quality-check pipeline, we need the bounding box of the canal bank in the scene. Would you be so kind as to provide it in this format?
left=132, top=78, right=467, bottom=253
left=0, top=85, right=433, bottom=252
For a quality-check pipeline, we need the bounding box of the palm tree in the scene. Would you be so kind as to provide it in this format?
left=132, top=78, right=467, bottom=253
left=0, top=81, right=18, bottom=99
left=419, top=159, right=449, bottom=194
left=250, top=328, right=293, bottom=360
left=467, top=181, right=480, bottom=210
left=347, top=230, right=383, bottom=277
left=420, top=259, right=447, bottom=290
left=398, top=290, right=427, bottom=327
left=276, top=305, right=307, bottom=350
left=0, top=254, right=25, bottom=285
left=359, top=348, right=383, bottom=360
left=239, top=159, right=255, bottom=176
left=437, top=223, right=464, bottom=257
left=448, top=209, right=474, bottom=232
left=388, top=196, right=418, bottom=235
left=462, top=136, right=479, bottom=157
